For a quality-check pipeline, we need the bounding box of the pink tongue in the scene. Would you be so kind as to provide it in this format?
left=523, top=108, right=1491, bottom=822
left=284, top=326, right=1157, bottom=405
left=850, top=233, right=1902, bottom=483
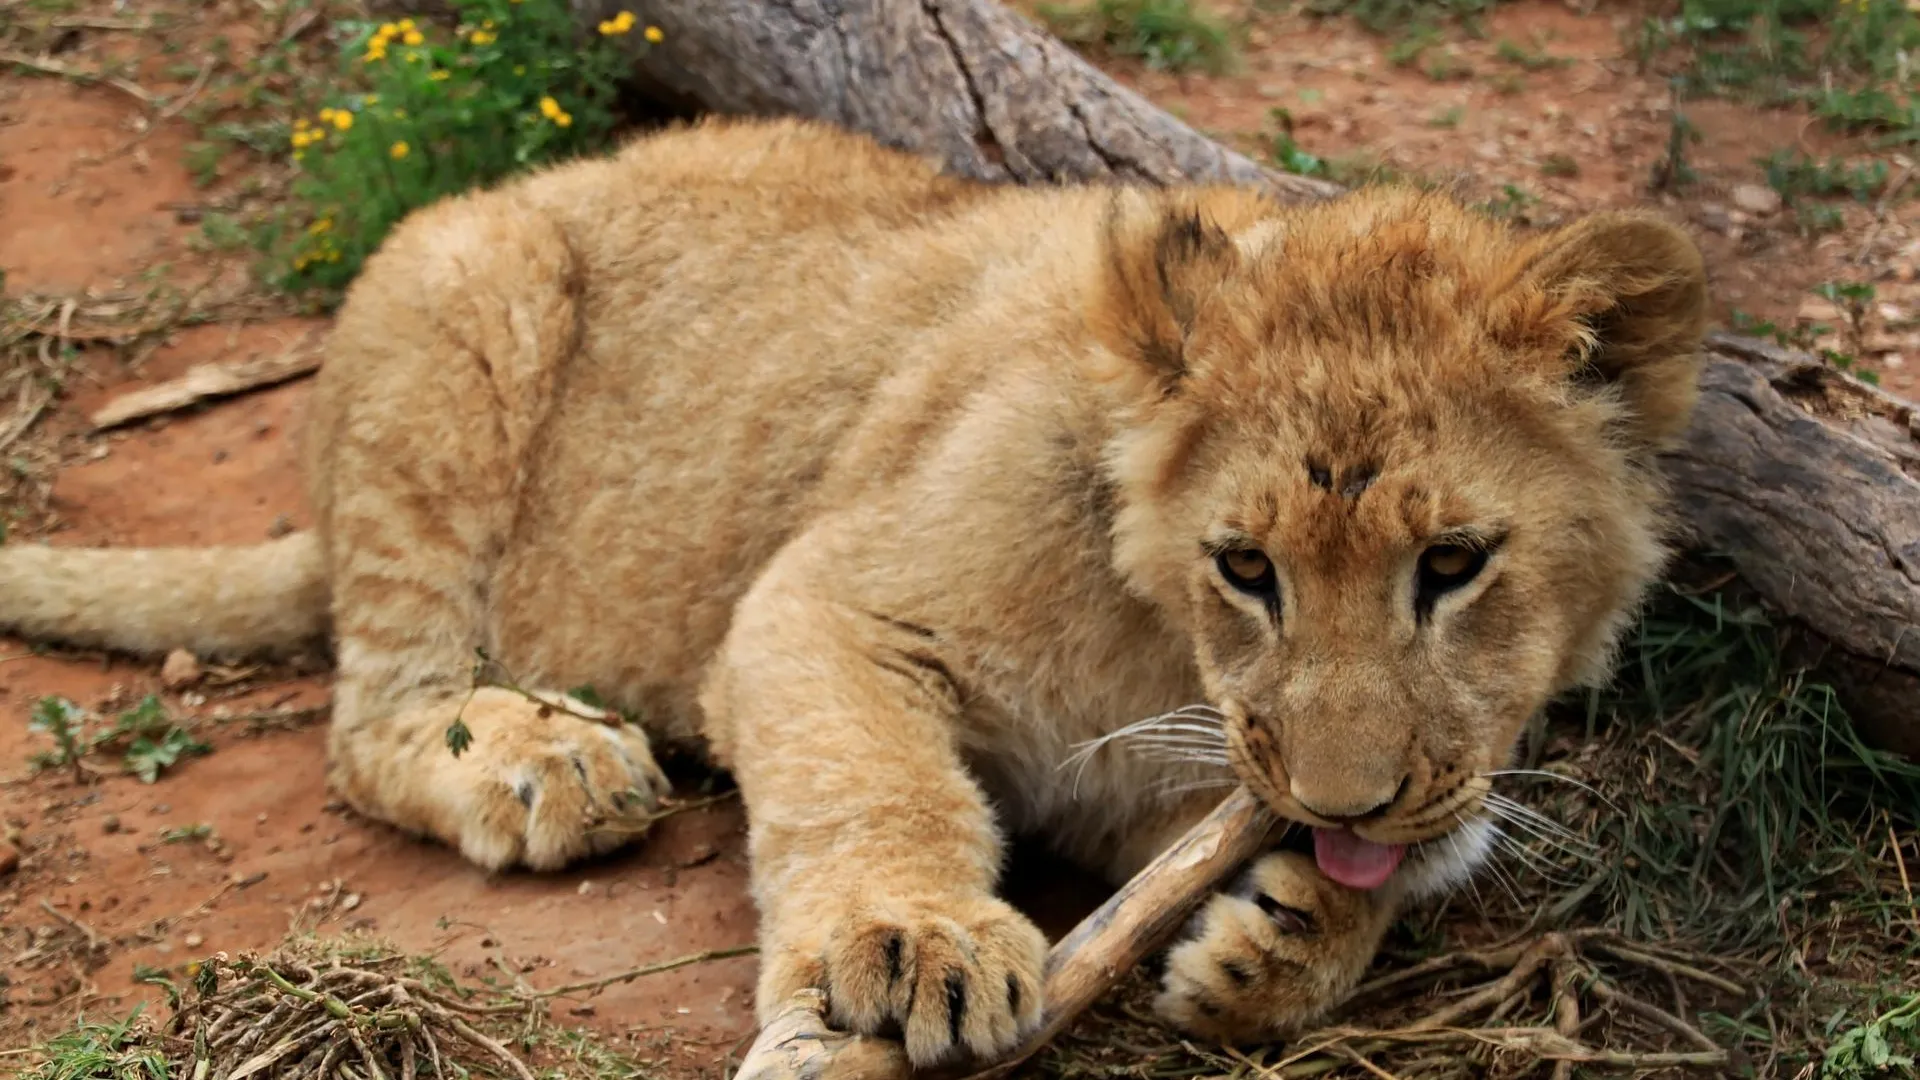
left=1312, top=828, right=1406, bottom=890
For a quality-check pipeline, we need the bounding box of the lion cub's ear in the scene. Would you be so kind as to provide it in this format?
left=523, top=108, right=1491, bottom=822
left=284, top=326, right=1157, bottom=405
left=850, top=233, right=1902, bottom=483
left=1508, top=211, right=1709, bottom=449
left=1088, top=192, right=1241, bottom=399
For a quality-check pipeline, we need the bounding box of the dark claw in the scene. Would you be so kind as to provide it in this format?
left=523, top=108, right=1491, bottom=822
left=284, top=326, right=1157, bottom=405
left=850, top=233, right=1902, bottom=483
left=1006, top=972, right=1021, bottom=1016
left=514, top=779, right=536, bottom=808
left=1254, top=893, right=1316, bottom=935
left=1220, top=958, right=1253, bottom=986
left=884, top=934, right=904, bottom=983
left=944, top=970, right=967, bottom=1047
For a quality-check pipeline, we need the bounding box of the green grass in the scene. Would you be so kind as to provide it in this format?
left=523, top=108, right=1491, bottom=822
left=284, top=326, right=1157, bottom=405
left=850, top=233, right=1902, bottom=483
left=19, top=1009, right=167, bottom=1080
left=1303, top=0, right=1499, bottom=37
left=1038, top=0, right=1238, bottom=74
left=1762, top=148, right=1891, bottom=202
left=1637, top=0, right=1920, bottom=144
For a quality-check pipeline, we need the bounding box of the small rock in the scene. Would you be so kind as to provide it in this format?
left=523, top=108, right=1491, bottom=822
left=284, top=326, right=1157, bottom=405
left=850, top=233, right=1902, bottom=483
left=577, top=879, right=596, bottom=896
left=342, top=892, right=362, bottom=911
left=183, top=931, right=204, bottom=948
left=152, top=804, right=171, bottom=815
left=160, top=649, right=202, bottom=689
left=569, top=1004, right=597, bottom=1017
left=266, top=514, right=295, bottom=539
left=1730, top=183, right=1783, bottom=216
left=103, top=816, right=122, bottom=834
left=1695, top=204, right=1734, bottom=235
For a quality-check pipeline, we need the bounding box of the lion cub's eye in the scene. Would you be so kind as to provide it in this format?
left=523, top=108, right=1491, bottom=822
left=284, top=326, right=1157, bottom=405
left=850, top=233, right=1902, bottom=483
left=1416, top=543, right=1488, bottom=604
left=1217, top=549, right=1277, bottom=596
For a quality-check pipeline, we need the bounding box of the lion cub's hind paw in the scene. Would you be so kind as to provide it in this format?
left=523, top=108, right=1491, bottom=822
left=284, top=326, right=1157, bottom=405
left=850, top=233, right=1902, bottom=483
left=442, top=687, right=671, bottom=871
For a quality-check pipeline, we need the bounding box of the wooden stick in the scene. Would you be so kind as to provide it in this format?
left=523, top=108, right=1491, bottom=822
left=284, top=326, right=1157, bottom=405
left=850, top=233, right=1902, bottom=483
left=89, top=348, right=322, bottom=431
left=732, top=786, right=1279, bottom=1080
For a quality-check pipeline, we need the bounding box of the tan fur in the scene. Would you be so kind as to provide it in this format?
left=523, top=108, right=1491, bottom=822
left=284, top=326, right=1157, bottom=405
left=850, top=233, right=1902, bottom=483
left=0, top=117, right=1706, bottom=1059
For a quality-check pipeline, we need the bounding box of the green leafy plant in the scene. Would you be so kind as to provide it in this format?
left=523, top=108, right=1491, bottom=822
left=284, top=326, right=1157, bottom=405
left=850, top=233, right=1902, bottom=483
left=1038, top=0, right=1237, bottom=74
left=270, top=0, right=660, bottom=292
left=1762, top=149, right=1891, bottom=203
left=1823, top=994, right=1920, bottom=1078
left=26, top=695, right=211, bottom=782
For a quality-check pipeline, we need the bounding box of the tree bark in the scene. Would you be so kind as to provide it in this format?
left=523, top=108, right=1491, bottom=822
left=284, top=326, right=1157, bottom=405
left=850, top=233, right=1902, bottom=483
left=574, top=0, right=1920, bottom=753
left=575, top=0, right=1339, bottom=202
left=1665, top=334, right=1920, bottom=758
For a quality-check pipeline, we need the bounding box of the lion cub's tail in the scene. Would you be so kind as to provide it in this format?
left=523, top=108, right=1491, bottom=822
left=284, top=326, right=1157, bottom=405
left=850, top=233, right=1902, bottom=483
left=0, top=531, right=329, bottom=658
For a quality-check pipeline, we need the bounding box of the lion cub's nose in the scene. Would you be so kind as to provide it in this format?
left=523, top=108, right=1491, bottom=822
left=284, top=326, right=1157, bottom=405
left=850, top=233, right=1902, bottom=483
left=1288, top=774, right=1408, bottom=825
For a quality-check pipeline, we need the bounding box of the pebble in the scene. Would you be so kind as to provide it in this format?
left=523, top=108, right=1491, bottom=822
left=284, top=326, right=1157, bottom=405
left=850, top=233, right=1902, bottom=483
left=1730, top=183, right=1783, bottom=216
left=161, top=649, right=203, bottom=689
left=184, top=931, right=204, bottom=948
left=103, top=816, right=122, bottom=834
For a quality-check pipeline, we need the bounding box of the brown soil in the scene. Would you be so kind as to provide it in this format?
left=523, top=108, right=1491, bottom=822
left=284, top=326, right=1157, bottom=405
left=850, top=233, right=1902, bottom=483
left=1, top=0, right=1915, bottom=1071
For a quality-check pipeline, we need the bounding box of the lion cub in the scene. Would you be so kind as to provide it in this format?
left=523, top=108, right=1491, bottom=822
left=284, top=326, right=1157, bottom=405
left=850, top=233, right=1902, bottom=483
left=0, top=118, right=1705, bottom=1063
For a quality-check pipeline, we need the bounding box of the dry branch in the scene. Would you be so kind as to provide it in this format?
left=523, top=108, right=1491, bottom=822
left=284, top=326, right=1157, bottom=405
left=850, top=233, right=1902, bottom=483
left=89, top=346, right=322, bottom=431
left=733, top=786, right=1279, bottom=1080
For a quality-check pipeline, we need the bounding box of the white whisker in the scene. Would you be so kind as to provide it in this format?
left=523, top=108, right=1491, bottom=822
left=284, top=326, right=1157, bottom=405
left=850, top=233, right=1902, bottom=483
left=1482, top=769, right=1620, bottom=811
left=1060, top=704, right=1228, bottom=798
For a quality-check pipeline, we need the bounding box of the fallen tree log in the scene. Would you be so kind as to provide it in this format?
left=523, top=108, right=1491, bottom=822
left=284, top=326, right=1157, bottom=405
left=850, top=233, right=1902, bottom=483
left=1666, top=333, right=1920, bottom=758
left=573, top=0, right=1920, bottom=753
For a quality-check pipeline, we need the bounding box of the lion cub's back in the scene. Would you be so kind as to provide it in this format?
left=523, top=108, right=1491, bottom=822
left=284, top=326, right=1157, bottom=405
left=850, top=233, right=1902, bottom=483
left=480, top=120, right=1015, bottom=734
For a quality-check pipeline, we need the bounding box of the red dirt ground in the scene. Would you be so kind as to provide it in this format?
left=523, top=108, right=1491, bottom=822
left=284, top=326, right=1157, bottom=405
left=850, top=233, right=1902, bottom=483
left=2, top=0, right=1916, bottom=1070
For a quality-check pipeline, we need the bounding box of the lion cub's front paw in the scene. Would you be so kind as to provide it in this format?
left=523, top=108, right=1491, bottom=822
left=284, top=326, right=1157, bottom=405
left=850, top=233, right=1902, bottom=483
left=765, top=892, right=1047, bottom=1068
left=1154, top=852, right=1383, bottom=1043
left=436, top=687, right=670, bottom=871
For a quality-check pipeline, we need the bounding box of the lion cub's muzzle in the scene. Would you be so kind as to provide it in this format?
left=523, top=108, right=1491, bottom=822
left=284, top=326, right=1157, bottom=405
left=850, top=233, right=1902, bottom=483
left=1225, top=713, right=1490, bottom=892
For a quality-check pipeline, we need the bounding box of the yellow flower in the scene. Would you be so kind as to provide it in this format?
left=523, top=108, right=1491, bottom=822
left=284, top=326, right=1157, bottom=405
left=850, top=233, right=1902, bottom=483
left=430, top=69, right=450, bottom=81
left=331, top=110, right=353, bottom=131
left=318, top=107, right=337, bottom=122
left=398, top=18, right=416, bottom=30
left=469, top=29, right=496, bottom=44
left=362, top=94, right=379, bottom=106
left=364, top=44, right=387, bottom=62
left=308, top=218, right=333, bottom=235
left=378, top=21, right=399, bottom=36
left=539, top=95, right=562, bottom=118
left=402, top=29, right=423, bottom=45
left=390, top=141, right=410, bottom=159
left=554, top=112, right=572, bottom=127
left=644, top=24, right=663, bottom=42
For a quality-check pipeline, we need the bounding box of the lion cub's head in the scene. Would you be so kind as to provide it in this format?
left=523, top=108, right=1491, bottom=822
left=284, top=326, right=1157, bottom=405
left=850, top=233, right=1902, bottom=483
left=1089, top=186, right=1706, bottom=895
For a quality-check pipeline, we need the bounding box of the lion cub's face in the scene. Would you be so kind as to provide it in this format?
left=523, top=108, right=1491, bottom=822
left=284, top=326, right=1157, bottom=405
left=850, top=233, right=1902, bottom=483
left=1093, top=188, right=1707, bottom=893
